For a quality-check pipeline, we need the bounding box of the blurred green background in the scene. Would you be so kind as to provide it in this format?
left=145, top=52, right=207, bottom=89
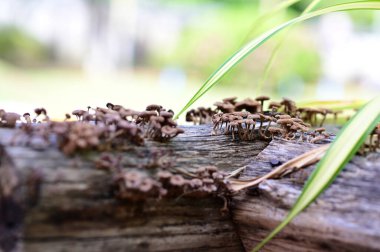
left=0, top=0, right=379, bottom=120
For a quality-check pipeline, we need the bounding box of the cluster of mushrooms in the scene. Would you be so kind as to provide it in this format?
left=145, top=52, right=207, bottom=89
left=193, top=96, right=331, bottom=143
left=360, top=124, right=380, bottom=154
left=185, top=96, right=379, bottom=149
left=0, top=103, right=184, bottom=155
left=96, top=153, right=231, bottom=203
left=187, top=96, right=343, bottom=128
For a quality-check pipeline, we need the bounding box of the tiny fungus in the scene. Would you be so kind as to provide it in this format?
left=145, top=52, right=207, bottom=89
left=23, top=113, right=32, bottom=124
left=255, top=95, right=270, bottom=112
left=222, top=96, right=237, bottom=105
left=268, top=101, right=282, bottom=114
left=207, top=97, right=332, bottom=144
left=214, top=101, right=235, bottom=113
left=0, top=112, right=20, bottom=128
left=72, top=109, right=87, bottom=121
left=234, top=98, right=261, bottom=113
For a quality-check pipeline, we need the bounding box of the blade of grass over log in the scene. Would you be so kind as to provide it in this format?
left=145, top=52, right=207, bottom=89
left=255, top=0, right=322, bottom=95
left=252, top=95, right=380, bottom=252
left=174, top=2, right=380, bottom=119
left=297, top=99, right=365, bottom=110
left=239, top=0, right=301, bottom=47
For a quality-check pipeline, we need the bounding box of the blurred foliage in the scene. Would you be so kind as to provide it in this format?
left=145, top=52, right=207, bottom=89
left=153, top=1, right=320, bottom=88
left=0, top=26, right=48, bottom=67
left=303, top=0, right=376, bottom=26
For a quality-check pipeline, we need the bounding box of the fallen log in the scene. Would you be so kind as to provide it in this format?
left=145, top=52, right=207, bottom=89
left=1, top=125, right=379, bottom=252
left=0, top=125, right=268, bottom=252
left=232, top=139, right=380, bottom=252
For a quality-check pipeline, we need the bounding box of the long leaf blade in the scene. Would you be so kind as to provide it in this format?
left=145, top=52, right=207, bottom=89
left=255, top=0, right=322, bottom=94
left=252, top=95, right=380, bottom=251
left=175, top=2, right=380, bottom=119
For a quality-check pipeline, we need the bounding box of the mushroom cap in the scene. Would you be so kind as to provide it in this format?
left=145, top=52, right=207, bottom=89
left=166, top=118, right=178, bottom=127
left=205, top=166, right=218, bottom=173
left=72, top=109, right=87, bottom=116
left=214, top=102, right=235, bottom=113
left=157, top=171, right=173, bottom=180
left=189, top=178, right=203, bottom=188
left=104, top=112, right=121, bottom=123
left=222, top=96, right=238, bottom=104
left=290, top=122, right=302, bottom=131
left=247, top=114, right=260, bottom=120
left=315, top=127, right=326, bottom=133
left=151, top=115, right=165, bottom=123
left=117, top=120, right=134, bottom=129
left=34, top=108, right=47, bottom=115
left=119, top=109, right=140, bottom=118
left=268, top=101, right=281, bottom=109
left=138, top=110, right=157, bottom=119
left=161, top=125, right=176, bottom=135
left=159, top=111, right=174, bottom=118
left=255, top=95, right=270, bottom=101
left=281, top=97, right=295, bottom=104
left=292, top=118, right=303, bottom=123
left=310, top=135, right=326, bottom=144
left=146, top=104, right=163, bottom=111
left=202, top=178, right=214, bottom=184
left=112, top=105, right=124, bottom=111
left=232, top=111, right=249, bottom=118
left=3, top=112, right=20, bottom=121
left=170, top=175, right=186, bottom=186
left=268, top=127, right=285, bottom=133
left=276, top=114, right=291, bottom=119
left=23, top=113, right=31, bottom=117
left=276, top=118, right=293, bottom=125
left=161, top=125, right=184, bottom=137
left=235, top=98, right=260, bottom=109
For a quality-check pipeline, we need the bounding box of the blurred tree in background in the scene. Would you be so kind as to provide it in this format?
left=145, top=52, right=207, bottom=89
left=0, top=26, right=48, bottom=67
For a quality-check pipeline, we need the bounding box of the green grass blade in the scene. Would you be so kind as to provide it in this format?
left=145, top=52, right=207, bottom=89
left=239, top=0, right=301, bottom=47
left=252, top=95, right=380, bottom=251
left=255, top=0, right=322, bottom=95
left=174, top=1, right=380, bottom=119
left=297, top=99, right=365, bottom=110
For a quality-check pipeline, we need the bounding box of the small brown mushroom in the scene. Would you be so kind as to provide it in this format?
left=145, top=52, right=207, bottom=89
left=72, top=109, right=87, bottom=121
left=268, top=127, right=285, bottom=139
left=23, top=113, right=32, bottom=124
left=146, top=104, right=163, bottom=112
left=255, top=95, right=270, bottom=112
left=235, top=98, right=261, bottom=113
left=214, top=102, right=235, bottom=113
left=1, top=112, right=20, bottom=128
left=222, top=96, right=237, bottom=105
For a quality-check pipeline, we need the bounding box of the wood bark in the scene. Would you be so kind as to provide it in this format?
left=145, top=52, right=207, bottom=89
left=232, top=139, right=380, bottom=252
left=0, top=125, right=379, bottom=252
left=0, top=125, right=268, bottom=252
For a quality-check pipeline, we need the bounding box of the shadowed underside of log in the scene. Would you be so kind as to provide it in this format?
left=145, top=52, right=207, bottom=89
left=232, top=139, right=380, bottom=252
left=0, top=125, right=268, bottom=252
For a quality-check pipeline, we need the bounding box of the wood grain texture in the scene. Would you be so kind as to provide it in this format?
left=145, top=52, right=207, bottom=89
left=0, top=125, right=268, bottom=252
left=1, top=125, right=379, bottom=252
left=232, top=139, right=380, bottom=252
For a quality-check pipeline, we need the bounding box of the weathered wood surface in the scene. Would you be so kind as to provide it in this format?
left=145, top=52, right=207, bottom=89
left=0, top=125, right=268, bottom=252
left=233, top=139, right=380, bottom=252
left=1, top=125, right=379, bottom=252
